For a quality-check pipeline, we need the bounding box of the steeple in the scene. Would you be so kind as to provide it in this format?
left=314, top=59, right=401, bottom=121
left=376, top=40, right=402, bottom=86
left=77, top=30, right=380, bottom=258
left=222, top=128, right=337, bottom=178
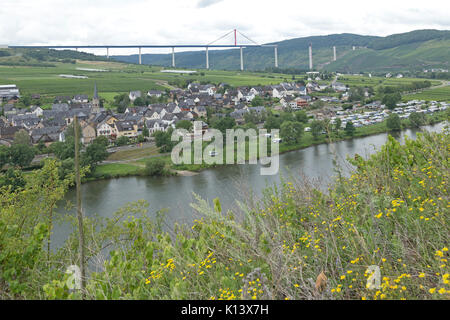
left=93, top=81, right=98, bottom=100
left=92, top=82, right=100, bottom=114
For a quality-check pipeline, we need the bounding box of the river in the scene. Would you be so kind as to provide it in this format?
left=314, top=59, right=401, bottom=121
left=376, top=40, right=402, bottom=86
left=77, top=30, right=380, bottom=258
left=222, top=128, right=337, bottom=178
left=52, top=123, right=447, bottom=249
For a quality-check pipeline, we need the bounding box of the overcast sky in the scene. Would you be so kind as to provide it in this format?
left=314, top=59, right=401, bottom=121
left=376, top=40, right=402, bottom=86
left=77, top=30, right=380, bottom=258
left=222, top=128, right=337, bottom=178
left=1, top=0, right=449, bottom=55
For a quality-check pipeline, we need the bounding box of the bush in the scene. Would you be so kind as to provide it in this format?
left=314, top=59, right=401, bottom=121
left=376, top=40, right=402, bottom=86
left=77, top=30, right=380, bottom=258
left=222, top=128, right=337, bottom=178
left=144, top=158, right=166, bottom=176
left=115, top=136, right=130, bottom=146
left=386, top=113, right=402, bottom=131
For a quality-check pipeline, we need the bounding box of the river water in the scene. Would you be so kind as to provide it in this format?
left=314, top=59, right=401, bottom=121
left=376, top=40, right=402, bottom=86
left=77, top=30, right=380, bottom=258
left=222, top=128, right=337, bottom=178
left=52, top=123, right=447, bottom=248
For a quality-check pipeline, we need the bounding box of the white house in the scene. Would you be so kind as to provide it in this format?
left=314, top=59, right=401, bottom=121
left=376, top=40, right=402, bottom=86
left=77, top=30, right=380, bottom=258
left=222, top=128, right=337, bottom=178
left=129, top=90, right=142, bottom=102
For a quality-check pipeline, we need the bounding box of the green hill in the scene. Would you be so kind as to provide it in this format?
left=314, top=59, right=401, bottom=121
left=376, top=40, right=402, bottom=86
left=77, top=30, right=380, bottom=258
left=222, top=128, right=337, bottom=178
left=112, top=29, right=450, bottom=73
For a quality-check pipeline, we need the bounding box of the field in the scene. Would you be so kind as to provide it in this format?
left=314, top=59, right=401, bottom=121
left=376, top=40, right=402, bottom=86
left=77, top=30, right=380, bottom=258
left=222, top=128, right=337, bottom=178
left=403, top=85, right=450, bottom=102
left=337, top=74, right=442, bottom=88
left=0, top=60, right=301, bottom=107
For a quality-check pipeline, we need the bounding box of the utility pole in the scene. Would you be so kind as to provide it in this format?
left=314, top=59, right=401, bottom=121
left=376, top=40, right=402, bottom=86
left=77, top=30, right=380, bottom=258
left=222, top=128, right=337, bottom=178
left=74, top=116, right=86, bottom=297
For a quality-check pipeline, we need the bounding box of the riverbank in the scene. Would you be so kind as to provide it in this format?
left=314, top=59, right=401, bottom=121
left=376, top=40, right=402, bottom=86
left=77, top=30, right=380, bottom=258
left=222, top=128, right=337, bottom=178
left=87, top=110, right=449, bottom=182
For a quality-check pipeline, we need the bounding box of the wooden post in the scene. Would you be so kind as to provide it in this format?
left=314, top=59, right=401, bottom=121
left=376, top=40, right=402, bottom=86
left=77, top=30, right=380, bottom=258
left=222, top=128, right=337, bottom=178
left=74, top=116, right=86, bottom=297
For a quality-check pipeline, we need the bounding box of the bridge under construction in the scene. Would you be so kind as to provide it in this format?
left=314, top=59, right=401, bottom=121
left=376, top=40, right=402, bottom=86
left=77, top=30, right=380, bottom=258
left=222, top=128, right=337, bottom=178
left=7, top=29, right=278, bottom=71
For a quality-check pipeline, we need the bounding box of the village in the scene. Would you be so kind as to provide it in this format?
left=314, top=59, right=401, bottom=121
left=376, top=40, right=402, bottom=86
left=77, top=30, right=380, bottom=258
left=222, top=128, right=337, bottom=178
left=0, top=77, right=448, bottom=152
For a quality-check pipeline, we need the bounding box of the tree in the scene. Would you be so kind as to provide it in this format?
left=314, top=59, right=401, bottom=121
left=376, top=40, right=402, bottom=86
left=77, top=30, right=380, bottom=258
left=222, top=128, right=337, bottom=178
left=9, top=143, right=35, bottom=168
left=210, top=117, right=236, bottom=134
left=0, top=145, right=9, bottom=169
left=348, top=87, right=365, bottom=102
left=409, top=112, right=426, bottom=127
left=345, top=121, right=355, bottom=136
left=154, top=128, right=175, bottom=153
left=142, top=124, right=149, bottom=137
left=21, top=95, right=31, bottom=107
left=65, top=122, right=82, bottom=139
left=13, top=129, right=31, bottom=146
left=0, top=168, right=26, bottom=190
left=116, top=136, right=130, bottom=146
left=50, top=136, right=80, bottom=160
left=264, top=116, right=281, bottom=130
left=133, top=97, right=145, bottom=106
left=176, top=120, right=193, bottom=131
left=310, top=120, right=324, bottom=140
left=250, top=96, right=264, bottom=107
left=386, top=113, right=402, bottom=131
left=334, top=118, right=342, bottom=132
left=382, top=93, right=402, bottom=110
left=81, top=137, right=109, bottom=171
left=144, top=158, right=166, bottom=176
left=280, top=121, right=303, bottom=144
left=294, top=110, right=308, bottom=123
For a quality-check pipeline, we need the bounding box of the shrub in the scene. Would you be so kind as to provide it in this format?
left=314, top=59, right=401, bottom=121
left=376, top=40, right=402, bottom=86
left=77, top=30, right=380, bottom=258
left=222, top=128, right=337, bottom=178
left=144, top=158, right=166, bottom=176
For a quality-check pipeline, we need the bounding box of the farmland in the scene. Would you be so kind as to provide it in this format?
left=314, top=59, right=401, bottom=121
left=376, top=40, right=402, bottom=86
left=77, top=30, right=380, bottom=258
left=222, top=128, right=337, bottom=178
left=337, top=74, right=442, bottom=88
left=403, top=85, right=450, bottom=101
left=0, top=60, right=301, bottom=105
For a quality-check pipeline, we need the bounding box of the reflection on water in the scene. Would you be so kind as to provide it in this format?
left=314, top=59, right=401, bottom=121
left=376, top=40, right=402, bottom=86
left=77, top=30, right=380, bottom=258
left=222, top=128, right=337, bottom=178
left=52, top=123, right=446, bottom=248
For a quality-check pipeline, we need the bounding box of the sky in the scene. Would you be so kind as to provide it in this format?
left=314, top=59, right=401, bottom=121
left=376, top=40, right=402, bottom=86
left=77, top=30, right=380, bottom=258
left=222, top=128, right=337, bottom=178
left=1, top=0, right=449, bottom=55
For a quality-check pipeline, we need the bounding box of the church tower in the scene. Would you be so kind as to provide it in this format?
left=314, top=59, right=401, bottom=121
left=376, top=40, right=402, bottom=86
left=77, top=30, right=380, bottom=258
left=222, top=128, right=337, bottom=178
left=92, top=82, right=100, bottom=113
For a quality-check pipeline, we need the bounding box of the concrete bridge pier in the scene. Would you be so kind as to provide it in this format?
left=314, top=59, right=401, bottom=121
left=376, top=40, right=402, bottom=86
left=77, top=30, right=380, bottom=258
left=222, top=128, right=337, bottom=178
left=172, top=47, right=175, bottom=67
left=240, top=46, right=243, bottom=71
left=106, top=47, right=109, bottom=59
left=274, top=46, right=278, bottom=68
left=138, top=47, right=142, bottom=64
left=205, top=47, right=209, bottom=69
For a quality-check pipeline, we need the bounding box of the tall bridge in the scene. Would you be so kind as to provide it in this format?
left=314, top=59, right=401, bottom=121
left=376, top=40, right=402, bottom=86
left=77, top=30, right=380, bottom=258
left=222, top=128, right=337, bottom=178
left=7, top=29, right=279, bottom=71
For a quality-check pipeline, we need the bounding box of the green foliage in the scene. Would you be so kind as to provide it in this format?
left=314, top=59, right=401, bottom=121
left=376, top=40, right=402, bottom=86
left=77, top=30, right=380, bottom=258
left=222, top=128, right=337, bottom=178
left=344, top=121, right=355, bottom=136
left=115, top=136, right=130, bottom=146
left=1, top=131, right=449, bottom=300
left=175, top=120, right=193, bottom=131
left=382, top=92, right=402, bottom=110
left=264, top=115, right=281, bottom=130
left=386, top=113, right=402, bottom=131
left=0, top=145, right=9, bottom=169
left=210, top=117, right=236, bottom=134
left=310, top=120, right=324, bottom=140
left=9, top=143, right=35, bottom=168
left=50, top=136, right=79, bottom=160
left=409, top=112, right=427, bottom=127
left=334, top=118, right=342, bottom=132
left=0, top=169, right=26, bottom=191
left=13, top=130, right=31, bottom=146
left=154, top=129, right=175, bottom=153
left=294, top=110, right=308, bottom=123
left=280, top=121, right=303, bottom=144
left=81, top=137, right=109, bottom=172
left=144, top=158, right=167, bottom=176
left=250, top=96, right=264, bottom=107
left=0, top=160, right=73, bottom=299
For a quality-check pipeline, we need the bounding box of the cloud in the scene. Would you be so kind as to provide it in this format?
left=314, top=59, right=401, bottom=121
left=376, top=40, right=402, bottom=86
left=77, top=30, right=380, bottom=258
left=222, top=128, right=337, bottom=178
left=197, top=0, right=223, bottom=8
left=0, top=0, right=448, bottom=55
